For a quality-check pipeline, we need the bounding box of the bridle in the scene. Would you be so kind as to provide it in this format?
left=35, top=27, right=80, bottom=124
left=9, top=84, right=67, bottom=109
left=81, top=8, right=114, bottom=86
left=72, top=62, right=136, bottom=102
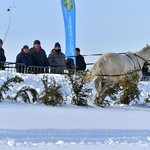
left=134, top=53, right=148, bottom=63
left=134, top=53, right=150, bottom=68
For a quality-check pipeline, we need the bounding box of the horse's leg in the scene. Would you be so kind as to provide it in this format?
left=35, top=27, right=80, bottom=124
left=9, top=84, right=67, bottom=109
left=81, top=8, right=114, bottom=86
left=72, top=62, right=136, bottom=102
left=97, top=82, right=108, bottom=97
left=97, top=79, right=113, bottom=98
left=94, top=77, right=108, bottom=98
left=94, top=77, right=102, bottom=98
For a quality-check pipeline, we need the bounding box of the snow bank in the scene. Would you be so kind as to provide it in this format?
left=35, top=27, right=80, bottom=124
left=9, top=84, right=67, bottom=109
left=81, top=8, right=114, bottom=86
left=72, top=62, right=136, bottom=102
left=0, top=72, right=150, bottom=150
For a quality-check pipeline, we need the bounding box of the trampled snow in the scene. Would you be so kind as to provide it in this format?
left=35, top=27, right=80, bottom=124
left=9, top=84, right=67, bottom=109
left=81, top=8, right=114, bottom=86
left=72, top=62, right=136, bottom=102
left=0, top=71, right=150, bottom=150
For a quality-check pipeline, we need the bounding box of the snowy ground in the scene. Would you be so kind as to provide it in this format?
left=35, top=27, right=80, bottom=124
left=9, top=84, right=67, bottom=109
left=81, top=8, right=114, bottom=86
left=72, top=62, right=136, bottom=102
left=0, top=71, right=150, bottom=150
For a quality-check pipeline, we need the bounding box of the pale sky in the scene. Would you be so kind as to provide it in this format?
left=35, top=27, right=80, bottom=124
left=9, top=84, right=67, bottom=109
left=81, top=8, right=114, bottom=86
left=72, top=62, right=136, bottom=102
left=0, top=0, right=150, bottom=66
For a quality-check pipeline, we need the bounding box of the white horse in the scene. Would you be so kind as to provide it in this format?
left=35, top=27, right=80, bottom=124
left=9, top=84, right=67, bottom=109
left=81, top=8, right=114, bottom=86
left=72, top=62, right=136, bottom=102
left=85, top=45, right=150, bottom=98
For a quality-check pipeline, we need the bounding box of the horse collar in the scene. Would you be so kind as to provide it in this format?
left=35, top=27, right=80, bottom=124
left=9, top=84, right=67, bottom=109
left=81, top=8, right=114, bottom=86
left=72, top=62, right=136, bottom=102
left=125, top=53, right=136, bottom=69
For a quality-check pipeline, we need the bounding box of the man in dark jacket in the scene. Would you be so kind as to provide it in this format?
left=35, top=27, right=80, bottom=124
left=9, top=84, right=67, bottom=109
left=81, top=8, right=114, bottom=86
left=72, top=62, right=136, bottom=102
left=48, top=42, right=66, bottom=73
left=16, top=45, right=33, bottom=73
left=76, top=48, right=86, bottom=72
left=142, top=62, right=150, bottom=76
left=29, top=40, right=49, bottom=73
left=0, top=39, right=6, bottom=70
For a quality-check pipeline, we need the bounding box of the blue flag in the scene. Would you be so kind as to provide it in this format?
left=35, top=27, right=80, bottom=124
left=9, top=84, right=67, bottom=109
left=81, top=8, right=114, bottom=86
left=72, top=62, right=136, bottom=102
left=61, top=0, right=76, bottom=65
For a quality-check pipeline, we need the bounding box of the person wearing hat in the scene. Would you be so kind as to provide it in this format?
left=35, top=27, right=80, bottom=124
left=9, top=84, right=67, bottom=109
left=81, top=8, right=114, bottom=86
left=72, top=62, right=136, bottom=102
left=29, top=40, right=49, bottom=73
left=0, top=39, right=6, bottom=70
left=16, top=45, right=34, bottom=73
left=48, top=42, right=66, bottom=73
left=76, top=48, right=86, bottom=72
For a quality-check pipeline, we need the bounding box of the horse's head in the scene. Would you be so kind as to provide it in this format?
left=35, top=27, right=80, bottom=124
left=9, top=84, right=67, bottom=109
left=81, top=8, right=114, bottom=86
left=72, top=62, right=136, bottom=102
left=136, top=45, right=150, bottom=63
left=134, top=45, right=150, bottom=70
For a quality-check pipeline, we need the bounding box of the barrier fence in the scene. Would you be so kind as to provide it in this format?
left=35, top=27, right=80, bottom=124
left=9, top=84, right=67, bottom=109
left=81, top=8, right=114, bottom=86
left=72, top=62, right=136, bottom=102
left=0, top=61, right=150, bottom=81
left=0, top=62, right=73, bottom=74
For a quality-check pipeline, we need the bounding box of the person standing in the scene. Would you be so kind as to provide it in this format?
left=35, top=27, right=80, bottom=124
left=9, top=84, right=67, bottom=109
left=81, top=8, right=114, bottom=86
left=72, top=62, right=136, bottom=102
left=16, top=45, right=33, bottom=73
left=142, top=62, right=150, bottom=76
left=0, top=39, right=6, bottom=70
left=76, top=48, right=86, bottom=72
left=29, top=40, right=49, bottom=73
left=66, top=58, right=75, bottom=72
left=48, top=42, right=66, bottom=73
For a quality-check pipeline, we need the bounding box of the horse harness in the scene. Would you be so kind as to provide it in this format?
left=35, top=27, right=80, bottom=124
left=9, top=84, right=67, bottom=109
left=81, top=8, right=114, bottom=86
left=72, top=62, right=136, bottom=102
left=96, top=53, right=150, bottom=77
left=125, top=53, right=140, bottom=70
left=97, top=68, right=141, bottom=77
left=134, top=53, right=150, bottom=66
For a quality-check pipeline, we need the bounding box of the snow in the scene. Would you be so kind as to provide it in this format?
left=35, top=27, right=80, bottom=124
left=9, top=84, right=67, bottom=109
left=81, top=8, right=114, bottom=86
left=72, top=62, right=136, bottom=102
left=0, top=71, right=150, bottom=150
left=1, top=102, right=150, bottom=130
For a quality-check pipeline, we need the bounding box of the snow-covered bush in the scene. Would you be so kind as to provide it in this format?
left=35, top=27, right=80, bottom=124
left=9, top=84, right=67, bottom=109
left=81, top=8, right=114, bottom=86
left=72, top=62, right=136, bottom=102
left=39, top=75, right=63, bottom=106
left=0, top=76, right=23, bottom=101
left=141, top=94, right=150, bottom=107
left=94, top=83, right=120, bottom=107
left=119, top=73, right=141, bottom=105
left=66, top=71, right=88, bottom=106
left=94, top=72, right=141, bottom=107
left=11, top=86, right=38, bottom=103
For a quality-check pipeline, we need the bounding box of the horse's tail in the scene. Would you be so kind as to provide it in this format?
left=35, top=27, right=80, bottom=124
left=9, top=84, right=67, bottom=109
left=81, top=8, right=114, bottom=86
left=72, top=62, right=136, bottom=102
left=84, top=59, right=104, bottom=83
left=84, top=71, right=94, bottom=83
left=92, top=59, right=104, bottom=77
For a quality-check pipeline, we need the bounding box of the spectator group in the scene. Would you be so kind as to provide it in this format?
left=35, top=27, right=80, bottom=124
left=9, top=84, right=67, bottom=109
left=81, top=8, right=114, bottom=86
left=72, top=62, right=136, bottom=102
left=0, top=39, right=86, bottom=74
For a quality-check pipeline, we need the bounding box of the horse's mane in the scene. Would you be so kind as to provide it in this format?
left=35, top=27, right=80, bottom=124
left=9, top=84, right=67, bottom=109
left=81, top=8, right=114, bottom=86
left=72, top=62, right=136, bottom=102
left=141, top=45, right=150, bottom=52
left=136, top=45, right=150, bottom=54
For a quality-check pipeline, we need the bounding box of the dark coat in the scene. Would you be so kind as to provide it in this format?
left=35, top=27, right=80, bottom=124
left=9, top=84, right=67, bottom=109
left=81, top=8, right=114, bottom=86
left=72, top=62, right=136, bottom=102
left=0, top=48, right=6, bottom=62
left=76, top=55, right=86, bottom=71
left=66, top=58, right=75, bottom=69
left=16, top=50, right=33, bottom=67
left=16, top=50, right=34, bottom=73
left=142, top=64, right=150, bottom=76
left=0, top=48, right=6, bottom=70
left=29, top=47, right=49, bottom=67
left=48, top=49, right=66, bottom=73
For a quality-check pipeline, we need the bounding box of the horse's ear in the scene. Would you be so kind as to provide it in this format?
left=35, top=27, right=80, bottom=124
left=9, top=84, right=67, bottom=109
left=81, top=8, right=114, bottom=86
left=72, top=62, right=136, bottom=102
left=146, top=43, right=149, bottom=47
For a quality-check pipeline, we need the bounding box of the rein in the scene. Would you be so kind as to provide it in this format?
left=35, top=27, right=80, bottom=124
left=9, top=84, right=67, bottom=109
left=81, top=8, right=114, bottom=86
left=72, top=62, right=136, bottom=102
left=134, top=53, right=150, bottom=70
left=96, top=68, right=141, bottom=77
left=134, top=53, right=148, bottom=63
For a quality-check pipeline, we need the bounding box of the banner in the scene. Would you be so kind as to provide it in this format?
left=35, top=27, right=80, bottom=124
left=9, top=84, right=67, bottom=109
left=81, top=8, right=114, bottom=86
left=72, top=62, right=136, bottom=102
left=61, top=0, right=76, bottom=65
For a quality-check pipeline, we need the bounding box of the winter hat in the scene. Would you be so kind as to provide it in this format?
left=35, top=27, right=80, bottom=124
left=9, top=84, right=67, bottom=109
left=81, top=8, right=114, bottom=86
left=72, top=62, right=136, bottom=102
left=55, top=42, right=61, bottom=48
left=34, top=40, right=41, bottom=45
left=23, top=45, right=29, bottom=49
